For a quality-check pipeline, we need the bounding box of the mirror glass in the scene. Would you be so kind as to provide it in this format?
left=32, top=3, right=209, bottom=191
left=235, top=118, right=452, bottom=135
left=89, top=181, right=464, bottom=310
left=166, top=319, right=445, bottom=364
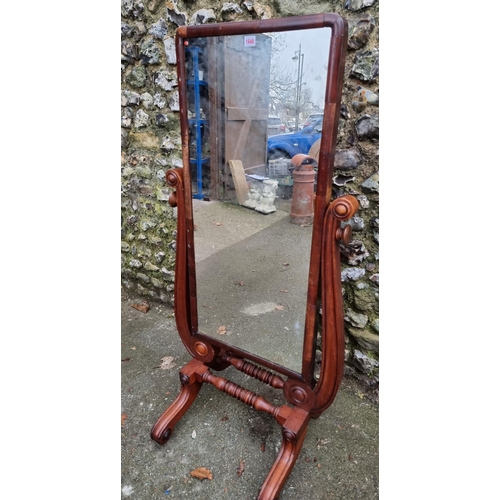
left=184, top=28, right=331, bottom=373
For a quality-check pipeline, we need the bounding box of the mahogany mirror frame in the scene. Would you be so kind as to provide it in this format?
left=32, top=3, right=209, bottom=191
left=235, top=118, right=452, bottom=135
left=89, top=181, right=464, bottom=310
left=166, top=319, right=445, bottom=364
left=151, top=13, right=359, bottom=499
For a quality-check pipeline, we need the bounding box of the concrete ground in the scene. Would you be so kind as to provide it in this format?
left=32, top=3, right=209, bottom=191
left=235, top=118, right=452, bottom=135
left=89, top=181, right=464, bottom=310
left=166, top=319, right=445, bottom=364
left=121, top=199, right=379, bottom=499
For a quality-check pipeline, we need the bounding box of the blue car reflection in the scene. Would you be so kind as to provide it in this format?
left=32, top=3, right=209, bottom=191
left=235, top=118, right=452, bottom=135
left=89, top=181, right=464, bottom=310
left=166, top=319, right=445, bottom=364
left=267, top=118, right=322, bottom=160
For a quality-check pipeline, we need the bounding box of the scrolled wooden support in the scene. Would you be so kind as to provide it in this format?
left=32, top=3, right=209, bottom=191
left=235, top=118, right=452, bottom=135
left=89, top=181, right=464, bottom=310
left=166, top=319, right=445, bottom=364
left=312, top=194, right=359, bottom=417
left=330, top=195, right=357, bottom=245
left=165, top=167, right=183, bottom=210
left=165, top=168, right=183, bottom=190
left=165, top=168, right=183, bottom=208
left=222, top=352, right=285, bottom=389
left=330, top=194, right=358, bottom=221
left=162, top=168, right=201, bottom=360
left=150, top=359, right=207, bottom=445
left=257, top=407, right=310, bottom=500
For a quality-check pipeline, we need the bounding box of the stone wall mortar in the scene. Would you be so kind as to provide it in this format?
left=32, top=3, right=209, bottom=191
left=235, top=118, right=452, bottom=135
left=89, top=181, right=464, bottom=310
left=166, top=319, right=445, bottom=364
left=121, top=0, right=379, bottom=384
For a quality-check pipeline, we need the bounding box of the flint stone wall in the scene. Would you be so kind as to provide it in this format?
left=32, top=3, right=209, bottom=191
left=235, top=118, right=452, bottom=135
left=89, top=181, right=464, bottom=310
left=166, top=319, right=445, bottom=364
left=121, top=0, right=379, bottom=386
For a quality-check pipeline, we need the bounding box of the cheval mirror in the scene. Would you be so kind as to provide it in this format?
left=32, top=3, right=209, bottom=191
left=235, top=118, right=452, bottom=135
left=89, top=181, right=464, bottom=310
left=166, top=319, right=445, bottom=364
left=151, top=13, right=359, bottom=499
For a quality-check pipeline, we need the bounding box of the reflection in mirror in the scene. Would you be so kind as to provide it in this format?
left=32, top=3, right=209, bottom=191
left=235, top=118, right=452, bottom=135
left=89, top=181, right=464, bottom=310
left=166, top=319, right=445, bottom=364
left=184, top=28, right=331, bottom=373
left=193, top=201, right=312, bottom=373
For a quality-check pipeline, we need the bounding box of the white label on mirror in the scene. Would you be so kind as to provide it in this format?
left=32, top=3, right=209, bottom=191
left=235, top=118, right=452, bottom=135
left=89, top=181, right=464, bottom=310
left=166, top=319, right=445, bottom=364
left=244, top=36, right=256, bottom=47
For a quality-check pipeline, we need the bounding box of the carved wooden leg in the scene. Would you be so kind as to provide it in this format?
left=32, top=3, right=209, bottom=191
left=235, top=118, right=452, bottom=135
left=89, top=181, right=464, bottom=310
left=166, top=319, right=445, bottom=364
left=150, top=359, right=208, bottom=445
left=257, top=407, right=311, bottom=500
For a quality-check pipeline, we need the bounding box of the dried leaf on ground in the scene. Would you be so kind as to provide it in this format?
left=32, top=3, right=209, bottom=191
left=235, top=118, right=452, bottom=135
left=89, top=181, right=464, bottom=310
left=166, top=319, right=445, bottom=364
left=218, top=325, right=227, bottom=335
left=282, top=262, right=290, bottom=267
left=121, top=357, right=131, bottom=362
left=316, top=438, right=331, bottom=449
left=160, top=356, right=176, bottom=370
left=275, top=305, right=285, bottom=310
left=236, top=459, right=245, bottom=476
left=130, top=301, right=150, bottom=313
left=190, top=467, right=213, bottom=480
left=280, top=289, right=289, bottom=293
left=121, top=414, right=128, bottom=427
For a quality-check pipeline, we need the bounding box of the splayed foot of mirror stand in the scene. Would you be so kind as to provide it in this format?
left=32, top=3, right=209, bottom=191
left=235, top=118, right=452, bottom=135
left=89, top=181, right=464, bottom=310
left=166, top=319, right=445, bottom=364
left=150, top=13, right=359, bottom=499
